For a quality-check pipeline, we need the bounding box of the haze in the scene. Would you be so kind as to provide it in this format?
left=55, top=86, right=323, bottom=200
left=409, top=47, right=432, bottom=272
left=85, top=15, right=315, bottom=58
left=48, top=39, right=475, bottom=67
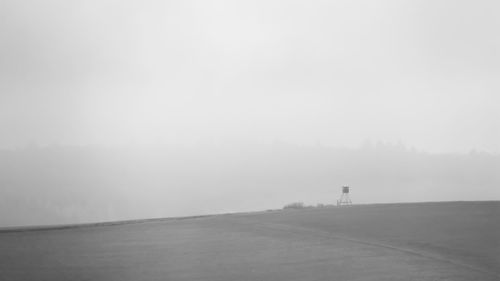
left=0, top=0, right=499, bottom=226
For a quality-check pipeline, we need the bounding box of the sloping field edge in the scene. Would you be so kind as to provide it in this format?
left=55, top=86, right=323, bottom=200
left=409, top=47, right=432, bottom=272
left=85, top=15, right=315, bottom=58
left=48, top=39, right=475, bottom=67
left=0, top=200, right=497, bottom=234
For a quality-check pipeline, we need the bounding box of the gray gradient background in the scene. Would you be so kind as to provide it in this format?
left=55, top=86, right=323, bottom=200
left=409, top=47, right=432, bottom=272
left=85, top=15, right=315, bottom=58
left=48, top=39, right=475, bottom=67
left=0, top=0, right=499, bottom=226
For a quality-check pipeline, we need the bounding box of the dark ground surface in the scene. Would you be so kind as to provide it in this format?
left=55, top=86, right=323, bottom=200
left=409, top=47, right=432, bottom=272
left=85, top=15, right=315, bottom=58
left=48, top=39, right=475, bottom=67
left=0, top=201, right=498, bottom=281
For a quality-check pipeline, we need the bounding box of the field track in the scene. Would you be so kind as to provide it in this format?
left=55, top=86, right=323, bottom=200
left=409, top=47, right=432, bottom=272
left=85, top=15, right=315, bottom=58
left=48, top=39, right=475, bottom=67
left=227, top=217, right=499, bottom=278
left=0, top=201, right=498, bottom=281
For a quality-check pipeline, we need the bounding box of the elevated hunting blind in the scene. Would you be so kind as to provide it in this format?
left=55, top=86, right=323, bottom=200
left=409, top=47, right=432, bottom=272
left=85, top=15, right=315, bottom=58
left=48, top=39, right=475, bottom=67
left=337, top=185, right=352, bottom=206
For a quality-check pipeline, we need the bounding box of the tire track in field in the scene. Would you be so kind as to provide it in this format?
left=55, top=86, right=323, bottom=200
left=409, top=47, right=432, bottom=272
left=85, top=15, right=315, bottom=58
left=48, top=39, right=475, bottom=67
left=221, top=216, right=500, bottom=279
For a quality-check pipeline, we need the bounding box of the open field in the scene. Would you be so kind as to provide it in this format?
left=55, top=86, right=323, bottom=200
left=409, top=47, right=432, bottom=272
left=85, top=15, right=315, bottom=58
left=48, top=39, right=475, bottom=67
left=0, top=201, right=498, bottom=281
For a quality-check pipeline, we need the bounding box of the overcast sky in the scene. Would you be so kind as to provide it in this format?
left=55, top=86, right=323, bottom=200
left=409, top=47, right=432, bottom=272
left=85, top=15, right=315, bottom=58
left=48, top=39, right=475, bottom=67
left=1, top=0, right=499, bottom=153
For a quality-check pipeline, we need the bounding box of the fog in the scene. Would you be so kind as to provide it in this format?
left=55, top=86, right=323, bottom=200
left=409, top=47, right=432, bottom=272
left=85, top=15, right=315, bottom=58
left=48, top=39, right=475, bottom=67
left=0, top=0, right=499, bottom=226
left=1, top=143, right=498, bottom=227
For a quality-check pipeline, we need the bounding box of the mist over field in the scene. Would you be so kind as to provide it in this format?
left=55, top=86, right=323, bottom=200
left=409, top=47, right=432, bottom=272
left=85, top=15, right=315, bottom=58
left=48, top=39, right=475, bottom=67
left=1, top=0, right=499, bottom=228
left=1, top=143, right=498, bottom=227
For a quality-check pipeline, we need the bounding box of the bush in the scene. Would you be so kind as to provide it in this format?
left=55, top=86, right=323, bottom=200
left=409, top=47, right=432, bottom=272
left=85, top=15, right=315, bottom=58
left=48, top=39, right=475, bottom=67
left=283, top=202, right=305, bottom=210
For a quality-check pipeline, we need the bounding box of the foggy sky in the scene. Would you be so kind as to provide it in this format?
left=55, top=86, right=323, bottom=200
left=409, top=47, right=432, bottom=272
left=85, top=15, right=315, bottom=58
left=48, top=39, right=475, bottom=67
left=1, top=0, right=499, bottom=153
left=1, top=1, right=500, bottom=227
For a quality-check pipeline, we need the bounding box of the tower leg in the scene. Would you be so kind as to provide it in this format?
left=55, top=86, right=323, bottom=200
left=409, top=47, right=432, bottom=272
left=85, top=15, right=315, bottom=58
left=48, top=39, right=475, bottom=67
left=338, top=193, right=352, bottom=206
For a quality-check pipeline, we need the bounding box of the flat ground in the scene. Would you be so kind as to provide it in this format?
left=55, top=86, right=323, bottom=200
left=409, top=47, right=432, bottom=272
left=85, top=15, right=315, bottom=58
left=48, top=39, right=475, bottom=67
left=0, top=201, right=498, bottom=281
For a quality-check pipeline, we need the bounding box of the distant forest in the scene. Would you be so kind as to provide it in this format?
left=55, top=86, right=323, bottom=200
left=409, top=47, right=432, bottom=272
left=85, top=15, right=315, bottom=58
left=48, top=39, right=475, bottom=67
left=0, top=143, right=498, bottom=226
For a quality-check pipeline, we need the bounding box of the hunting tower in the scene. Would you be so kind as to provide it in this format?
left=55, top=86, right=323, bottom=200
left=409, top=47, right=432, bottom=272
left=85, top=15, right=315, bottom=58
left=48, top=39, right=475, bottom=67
left=337, top=185, right=352, bottom=206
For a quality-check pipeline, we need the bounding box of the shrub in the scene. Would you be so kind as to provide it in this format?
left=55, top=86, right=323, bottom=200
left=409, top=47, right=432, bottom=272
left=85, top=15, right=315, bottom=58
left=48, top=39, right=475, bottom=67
left=283, top=202, right=305, bottom=209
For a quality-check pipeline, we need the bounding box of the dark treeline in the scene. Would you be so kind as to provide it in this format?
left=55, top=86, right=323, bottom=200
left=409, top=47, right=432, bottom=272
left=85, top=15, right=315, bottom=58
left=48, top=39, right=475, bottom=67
left=0, top=143, right=498, bottom=227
